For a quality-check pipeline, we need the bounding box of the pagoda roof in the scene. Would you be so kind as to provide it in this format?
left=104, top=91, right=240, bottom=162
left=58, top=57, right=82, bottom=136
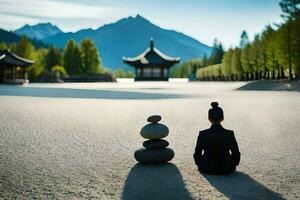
left=0, top=49, right=34, bottom=67
left=123, top=39, right=180, bottom=67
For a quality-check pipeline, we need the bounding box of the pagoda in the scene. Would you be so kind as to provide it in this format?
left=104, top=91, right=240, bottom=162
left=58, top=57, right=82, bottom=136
left=0, top=49, right=34, bottom=84
left=123, top=39, right=180, bottom=81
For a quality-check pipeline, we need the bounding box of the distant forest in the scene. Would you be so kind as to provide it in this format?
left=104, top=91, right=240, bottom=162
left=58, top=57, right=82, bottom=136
left=0, top=31, right=133, bottom=81
left=172, top=0, right=300, bottom=81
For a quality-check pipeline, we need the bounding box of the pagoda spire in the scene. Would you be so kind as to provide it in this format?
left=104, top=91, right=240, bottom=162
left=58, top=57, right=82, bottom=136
left=150, top=38, right=154, bottom=50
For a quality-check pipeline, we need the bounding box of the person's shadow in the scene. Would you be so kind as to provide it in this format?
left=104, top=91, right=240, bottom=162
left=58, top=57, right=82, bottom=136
left=122, top=163, right=194, bottom=200
left=203, top=171, right=286, bottom=200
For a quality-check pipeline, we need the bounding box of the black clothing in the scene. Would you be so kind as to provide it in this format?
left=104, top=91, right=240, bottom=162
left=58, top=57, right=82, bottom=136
left=194, top=124, right=240, bottom=175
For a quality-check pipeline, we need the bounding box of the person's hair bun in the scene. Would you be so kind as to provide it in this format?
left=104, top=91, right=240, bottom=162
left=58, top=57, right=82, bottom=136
left=211, top=102, right=219, bottom=108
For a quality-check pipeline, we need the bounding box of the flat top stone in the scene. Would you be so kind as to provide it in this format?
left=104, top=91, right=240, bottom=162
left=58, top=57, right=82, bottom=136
left=147, top=115, right=161, bottom=123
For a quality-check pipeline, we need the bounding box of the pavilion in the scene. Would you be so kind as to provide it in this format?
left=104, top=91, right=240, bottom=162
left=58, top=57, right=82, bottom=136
left=0, top=49, right=34, bottom=84
left=123, top=39, right=180, bottom=81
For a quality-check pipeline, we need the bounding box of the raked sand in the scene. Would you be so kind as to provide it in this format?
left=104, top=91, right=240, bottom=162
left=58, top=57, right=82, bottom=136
left=0, top=82, right=299, bottom=200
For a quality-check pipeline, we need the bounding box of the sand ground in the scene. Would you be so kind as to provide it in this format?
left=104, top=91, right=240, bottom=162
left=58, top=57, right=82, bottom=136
left=0, top=82, right=299, bottom=200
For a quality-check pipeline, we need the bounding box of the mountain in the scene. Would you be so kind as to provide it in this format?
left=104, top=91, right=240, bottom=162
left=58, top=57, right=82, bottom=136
left=15, top=23, right=62, bottom=40
left=0, top=28, right=46, bottom=48
left=0, top=29, right=21, bottom=44
left=15, top=15, right=212, bottom=70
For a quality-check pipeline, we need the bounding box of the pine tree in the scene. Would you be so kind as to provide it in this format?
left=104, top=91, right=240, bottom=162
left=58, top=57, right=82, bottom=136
left=80, top=38, right=102, bottom=74
left=249, top=35, right=261, bottom=79
left=239, top=31, right=249, bottom=49
left=28, top=48, right=48, bottom=79
left=13, top=36, right=34, bottom=59
left=257, top=32, right=269, bottom=79
left=279, top=0, right=300, bottom=79
left=209, top=39, right=224, bottom=65
left=216, top=43, right=225, bottom=64
left=45, top=46, right=62, bottom=70
left=63, top=39, right=82, bottom=75
left=241, top=44, right=252, bottom=80
left=291, top=13, right=300, bottom=78
left=231, top=48, right=243, bottom=80
left=222, top=48, right=233, bottom=79
left=280, top=0, right=300, bottom=20
left=202, top=54, right=208, bottom=67
left=264, top=26, right=280, bottom=79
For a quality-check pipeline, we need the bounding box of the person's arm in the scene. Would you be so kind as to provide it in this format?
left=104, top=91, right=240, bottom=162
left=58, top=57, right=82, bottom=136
left=194, top=132, right=204, bottom=165
left=229, top=131, right=240, bottom=166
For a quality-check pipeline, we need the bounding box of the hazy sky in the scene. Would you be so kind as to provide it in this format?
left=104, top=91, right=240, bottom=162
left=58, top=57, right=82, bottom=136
left=0, top=0, right=283, bottom=48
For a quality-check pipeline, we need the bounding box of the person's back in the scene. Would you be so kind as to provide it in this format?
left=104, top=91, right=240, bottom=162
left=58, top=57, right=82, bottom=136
left=194, top=102, right=240, bottom=175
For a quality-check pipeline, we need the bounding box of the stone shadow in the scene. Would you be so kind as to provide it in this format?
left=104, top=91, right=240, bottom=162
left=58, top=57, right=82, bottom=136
left=203, top=171, right=286, bottom=200
left=122, top=163, right=194, bottom=200
left=0, top=86, right=186, bottom=100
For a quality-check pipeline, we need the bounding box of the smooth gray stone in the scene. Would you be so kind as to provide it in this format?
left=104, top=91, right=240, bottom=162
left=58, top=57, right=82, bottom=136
left=143, top=139, right=169, bottom=149
left=140, top=123, right=169, bottom=139
left=134, top=148, right=175, bottom=164
left=147, top=115, right=161, bottom=123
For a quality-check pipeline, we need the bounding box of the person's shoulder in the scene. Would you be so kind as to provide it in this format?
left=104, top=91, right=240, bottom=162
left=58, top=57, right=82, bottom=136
left=222, top=126, right=234, bottom=134
left=198, top=128, right=211, bottom=138
left=199, top=128, right=211, bottom=134
left=225, top=128, right=234, bottom=133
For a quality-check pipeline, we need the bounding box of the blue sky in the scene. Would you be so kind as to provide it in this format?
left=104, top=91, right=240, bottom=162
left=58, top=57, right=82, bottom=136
left=0, top=0, right=283, bottom=48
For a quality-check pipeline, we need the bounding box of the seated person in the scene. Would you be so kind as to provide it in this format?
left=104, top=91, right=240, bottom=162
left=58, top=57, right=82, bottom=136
left=194, top=102, right=240, bottom=175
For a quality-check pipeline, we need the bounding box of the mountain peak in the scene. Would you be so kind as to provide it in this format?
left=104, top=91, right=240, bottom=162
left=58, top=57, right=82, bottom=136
left=135, top=14, right=144, bottom=19
left=39, top=15, right=211, bottom=70
left=15, top=22, right=62, bottom=40
left=122, top=14, right=150, bottom=23
left=38, top=22, right=54, bottom=27
left=134, top=14, right=151, bottom=23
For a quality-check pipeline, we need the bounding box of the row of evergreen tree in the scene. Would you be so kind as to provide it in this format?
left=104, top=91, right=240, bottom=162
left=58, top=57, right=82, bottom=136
left=0, top=37, right=109, bottom=81
left=174, top=0, right=300, bottom=81
left=0, top=36, right=137, bottom=81
left=171, top=39, right=224, bottom=79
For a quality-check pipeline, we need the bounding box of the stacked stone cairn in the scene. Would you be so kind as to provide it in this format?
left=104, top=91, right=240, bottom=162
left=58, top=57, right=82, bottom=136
left=134, top=115, right=174, bottom=164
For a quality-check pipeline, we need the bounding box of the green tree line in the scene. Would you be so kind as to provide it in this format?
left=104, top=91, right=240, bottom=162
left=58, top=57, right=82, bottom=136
left=173, top=0, right=300, bottom=81
left=1, top=37, right=105, bottom=81
left=171, top=39, right=224, bottom=79
left=197, top=0, right=300, bottom=81
left=0, top=36, right=135, bottom=81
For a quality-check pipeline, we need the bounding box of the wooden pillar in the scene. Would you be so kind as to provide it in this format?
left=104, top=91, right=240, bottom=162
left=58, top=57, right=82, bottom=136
left=11, top=65, right=14, bottom=80
left=0, top=66, right=3, bottom=82
left=141, top=66, right=144, bottom=79
left=160, top=66, right=164, bottom=80
left=23, top=67, right=26, bottom=80
left=167, top=68, right=170, bottom=79
left=151, top=66, right=153, bottom=78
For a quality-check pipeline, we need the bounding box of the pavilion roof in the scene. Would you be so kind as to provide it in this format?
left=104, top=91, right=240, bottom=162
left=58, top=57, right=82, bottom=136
left=123, top=39, right=180, bottom=67
left=0, top=49, right=34, bottom=67
left=0, top=54, right=5, bottom=60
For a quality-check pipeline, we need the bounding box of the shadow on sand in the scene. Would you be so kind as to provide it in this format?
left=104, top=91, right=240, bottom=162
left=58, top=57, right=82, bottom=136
left=122, top=163, right=194, bottom=200
left=0, top=86, right=186, bottom=100
left=237, top=80, right=300, bottom=91
left=203, top=171, right=286, bottom=200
